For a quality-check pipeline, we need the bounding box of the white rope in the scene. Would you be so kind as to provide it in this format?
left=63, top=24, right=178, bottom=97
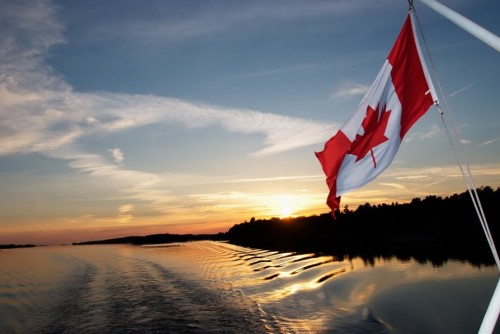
left=412, top=9, right=500, bottom=271
left=435, top=105, right=500, bottom=268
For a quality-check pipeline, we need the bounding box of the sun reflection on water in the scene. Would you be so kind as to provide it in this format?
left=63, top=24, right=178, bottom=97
left=1, top=242, right=498, bottom=334
left=158, top=241, right=498, bottom=333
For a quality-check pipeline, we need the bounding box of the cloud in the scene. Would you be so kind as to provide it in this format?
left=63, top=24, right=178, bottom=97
left=117, top=204, right=134, bottom=224
left=0, top=0, right=65, bottom=74
left=449, top=82, right=476, bottom=98
left=233, top=64, right=319, bottom=79
left=379, top=183, right=406, bottom=190
left=0, top=0, right=337, bottom=161
left=479, top=138, right=500, bottom=146
left=395, top=175, right=428, bottom=180
left=218, top=174, right=323, bottom=184
left=404, top=124, right=442, bottom=142
left=84, top=0, right=393, bottom=44
left=118, top=204, right=134, bottom=213
left=1, top=88, right=338, bottom=158
left=76, top=92, right=338, bottom=157
left=330, top=82, right=370, bottom=99
left=43, top=148, right=181, bottom=214
left=385, top=164, right=500, bottom=182
left=337, top=163, right=500, bottom=208
left=108, top=148, right=124, bottom=164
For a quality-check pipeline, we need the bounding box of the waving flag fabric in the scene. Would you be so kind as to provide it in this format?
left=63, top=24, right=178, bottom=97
left=315, top=13, right=438, bottom=214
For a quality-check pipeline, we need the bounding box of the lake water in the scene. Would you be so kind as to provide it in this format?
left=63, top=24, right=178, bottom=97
left=0, top=241, right=498, bottom=333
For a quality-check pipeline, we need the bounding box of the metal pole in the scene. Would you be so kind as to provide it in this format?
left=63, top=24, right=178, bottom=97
left=418, top=0, right=500, bottom=52
left=479, top=278, right=500, bottom=334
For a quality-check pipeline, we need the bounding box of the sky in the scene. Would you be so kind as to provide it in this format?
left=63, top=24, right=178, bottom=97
left=0, top=0, right=499, bottom=245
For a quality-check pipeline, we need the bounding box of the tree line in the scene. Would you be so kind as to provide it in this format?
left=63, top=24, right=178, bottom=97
left=226, top=186, right=500, bottom=266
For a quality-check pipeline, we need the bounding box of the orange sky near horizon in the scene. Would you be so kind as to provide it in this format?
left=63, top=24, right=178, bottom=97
left=3, top=171, right=498, bottom=245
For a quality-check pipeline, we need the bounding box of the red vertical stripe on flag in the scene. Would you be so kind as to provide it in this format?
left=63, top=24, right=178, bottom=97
left=389, top=15, right=434, bottom=139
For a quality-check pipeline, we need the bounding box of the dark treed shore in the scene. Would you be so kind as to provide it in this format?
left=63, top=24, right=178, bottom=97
left=228, top=186, right=500, bottom=266
left=0, top=244, right=37, bottom=249
left=74, top=233, right=226, bottom=246
left=67, top=186, right=499, bottom=266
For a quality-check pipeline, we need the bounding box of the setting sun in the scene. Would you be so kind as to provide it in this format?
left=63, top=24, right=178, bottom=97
left=280, top=203, right=293, bottom=217
left=276, top=195, right=297, bottom=218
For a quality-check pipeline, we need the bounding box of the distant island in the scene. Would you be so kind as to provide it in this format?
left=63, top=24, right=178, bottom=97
left=74, top=186, right=499, bottom=266
left=0, top=244, right=37, bottom=249
left=74, top=233, right=226, bottom=245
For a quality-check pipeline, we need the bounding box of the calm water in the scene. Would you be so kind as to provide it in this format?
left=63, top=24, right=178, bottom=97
left=0, top=241, right=498, bottom=333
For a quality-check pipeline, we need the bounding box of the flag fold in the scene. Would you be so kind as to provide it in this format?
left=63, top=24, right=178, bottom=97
left=316, top=13, right=437, bottom=214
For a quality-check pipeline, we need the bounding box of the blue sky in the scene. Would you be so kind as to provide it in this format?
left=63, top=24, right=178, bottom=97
left=1, top=0, right=499, bottom=244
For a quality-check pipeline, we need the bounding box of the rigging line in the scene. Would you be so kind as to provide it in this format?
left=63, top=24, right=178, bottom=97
left=413, top=9, right=482, bottom=222
left=436, top=103, right=497, bottom=262
left=413, top=5, right=496, bottom=213
left=444, top=103, right=500, bottom=258
left=434, top=106, right=495, bottom=252
left=436, top=105, right=500, bottom=267
left=439, top=98, right=496, bottom=264
left=416, top=16, right=500, bottom=270
left=444, top=106, right=500, bottom=268
left=415, top=9, right=499, bottom=264
left=408, top=0, right=414, bottom=12
left=411, top=9, right=500, bottom=270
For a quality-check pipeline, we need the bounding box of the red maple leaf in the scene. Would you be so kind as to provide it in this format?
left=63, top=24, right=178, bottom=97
left=348, top=103, right=391, bottom=168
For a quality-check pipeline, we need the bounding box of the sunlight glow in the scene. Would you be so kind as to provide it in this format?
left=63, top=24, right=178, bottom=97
left=275, top=195, right=299, bottom=218
left=280, top=202, right=294, bottom=218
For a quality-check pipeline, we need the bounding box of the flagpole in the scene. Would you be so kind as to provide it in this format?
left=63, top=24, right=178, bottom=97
left=479, top=278, right=500, bottom=334
left=417, top=0, right=500, bottom=52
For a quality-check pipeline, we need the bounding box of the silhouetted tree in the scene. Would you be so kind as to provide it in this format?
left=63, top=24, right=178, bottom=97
left=227, top=187, right=500, bottom=266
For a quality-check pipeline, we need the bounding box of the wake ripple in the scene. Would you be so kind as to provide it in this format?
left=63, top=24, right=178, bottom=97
left=38, top=246, right=268, bottom=333
left=145, top=241, right=362, bottom=333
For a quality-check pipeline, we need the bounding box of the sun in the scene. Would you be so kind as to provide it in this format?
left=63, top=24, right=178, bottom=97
left=277, top=195, right=296, bottom=218
left=280, top=202, right=293, bottom=218
left=265, top=193, right=317, bottom=219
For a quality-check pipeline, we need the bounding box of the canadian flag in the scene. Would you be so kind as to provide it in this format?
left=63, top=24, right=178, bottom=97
left=315, top=13, right=438, bottom=214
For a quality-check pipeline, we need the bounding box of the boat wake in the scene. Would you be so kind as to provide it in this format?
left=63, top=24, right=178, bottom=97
left=1, top=241, right=496, bottom=333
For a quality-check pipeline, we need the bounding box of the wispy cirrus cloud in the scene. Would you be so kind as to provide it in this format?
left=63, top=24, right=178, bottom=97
left=0, top=0, right=337, bottom=159
left=0, top=0, right=340, bottom=220
left=339, top=164, right=500, bottom=208
left=232, top=64, right=320, bottom=79
left=330, top=82, right=370, bottom=99
left=404, top=124, right=442, bottom=142
left=379, top=182, right=406, bottom=190
left=218, top=174, right=323, bottom=184
left=43, top=147, right=182, bottom=214
left=82, top=0, right=394, bottom=44
left=449, top=82, right=476, bottom=98
left=479, top=137, right=500, bottom=146
left=108, top=148, right=124, bottom=164
left=385, top=164, right=500, bottom=183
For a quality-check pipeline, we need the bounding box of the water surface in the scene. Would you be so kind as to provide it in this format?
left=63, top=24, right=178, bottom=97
left=0, top=241, right=498, bottom=333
